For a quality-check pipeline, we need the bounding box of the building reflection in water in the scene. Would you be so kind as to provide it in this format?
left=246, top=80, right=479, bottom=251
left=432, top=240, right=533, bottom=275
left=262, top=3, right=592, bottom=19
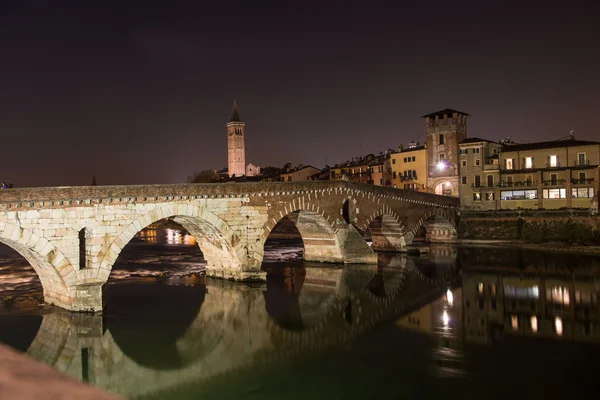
left=4, top=245, right=600, bottom=399
left=137, top=226, right=197, bottom=246
left=395, top=286, right=464, bottom=377
left=462, top=270, right=600, bottom=343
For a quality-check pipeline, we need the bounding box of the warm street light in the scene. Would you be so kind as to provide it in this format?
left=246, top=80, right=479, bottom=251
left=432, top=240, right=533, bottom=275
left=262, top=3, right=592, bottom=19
left=437, top=161, right=446, bottom=170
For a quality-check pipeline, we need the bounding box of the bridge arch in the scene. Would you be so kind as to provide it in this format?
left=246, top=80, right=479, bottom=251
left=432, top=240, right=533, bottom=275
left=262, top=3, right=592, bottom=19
left=361, top=208, right=409, bottom=251
left=261, top=197, right=346, bottom=264
left=99, top=202, right=246, bottom=280
left=410, top=208, right=458, bottom=243
left=0, top=222, right=77, bottom=309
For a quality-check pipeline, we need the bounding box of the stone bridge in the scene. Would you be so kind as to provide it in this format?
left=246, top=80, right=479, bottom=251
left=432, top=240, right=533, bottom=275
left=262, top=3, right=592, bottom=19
left=0, top=181, right=458, bottom=311
left=22, top=253, right=458, bottom=398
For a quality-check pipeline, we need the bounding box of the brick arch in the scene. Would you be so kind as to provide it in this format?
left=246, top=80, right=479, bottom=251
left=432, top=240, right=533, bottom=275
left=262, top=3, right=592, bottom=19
left=0, top=222, right=77, bottom=309
left=261, top=195, right=339, bottom=235
left=259, top=196, right=346, bottom=264
left=410, top=208, right=458, bottom=242
left=99, top=202, right=244, bottom=275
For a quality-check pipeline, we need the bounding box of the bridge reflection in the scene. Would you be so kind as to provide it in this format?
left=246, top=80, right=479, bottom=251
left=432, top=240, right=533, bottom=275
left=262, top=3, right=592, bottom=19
left=17, top=254, right=454, bottom=398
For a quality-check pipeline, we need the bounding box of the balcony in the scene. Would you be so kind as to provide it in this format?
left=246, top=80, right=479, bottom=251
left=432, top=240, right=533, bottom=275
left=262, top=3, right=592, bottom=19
left=499, top=181, right=537, bottom=188
left=543, top=179, right=567, bottom=186
left=574, top=160, right=590, bottom=167
left=483, top=163, right=499, bottom=171
left=545, top=161, right=561, bottom=168
left=571, top=178, right=595, bottom=185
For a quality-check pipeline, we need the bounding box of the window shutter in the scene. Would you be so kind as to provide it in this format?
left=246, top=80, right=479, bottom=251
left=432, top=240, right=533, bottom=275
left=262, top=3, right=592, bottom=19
left=547, top=155, right=550, bottom=166
left=531, top=156, right=535, bottom=168
left=522, top=158, right=525, bottom=168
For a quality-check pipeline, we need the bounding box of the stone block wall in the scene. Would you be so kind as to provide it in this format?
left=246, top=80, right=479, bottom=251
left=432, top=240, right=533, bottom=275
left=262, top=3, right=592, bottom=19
left=459, top=210, right=600, bottom=244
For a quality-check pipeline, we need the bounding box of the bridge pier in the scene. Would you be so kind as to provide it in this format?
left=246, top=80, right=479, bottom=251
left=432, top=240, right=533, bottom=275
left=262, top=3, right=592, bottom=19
left=369, top=215, right=414, bottom=251
left=424, top=217, right=457, bottom=242
left=296, top=210, right=377, bottom=264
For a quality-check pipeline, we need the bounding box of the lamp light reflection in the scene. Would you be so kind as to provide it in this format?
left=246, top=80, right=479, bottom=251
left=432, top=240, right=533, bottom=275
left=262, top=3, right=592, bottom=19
left=555, top=317, right=563, bottom=336
left=442, top=311, right=449, bottom=326
left=446, top=289, right=453, bottom=306
left=530, top=316, right=538, bottom=333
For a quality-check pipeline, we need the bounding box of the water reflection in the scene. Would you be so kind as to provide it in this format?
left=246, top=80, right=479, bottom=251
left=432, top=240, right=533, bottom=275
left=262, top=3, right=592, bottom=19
left=2, top=245, right=600, bottom=399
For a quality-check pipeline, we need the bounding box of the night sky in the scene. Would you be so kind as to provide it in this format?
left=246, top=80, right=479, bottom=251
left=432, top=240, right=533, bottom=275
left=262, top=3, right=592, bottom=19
left=1, top=0, right=599, bottom=187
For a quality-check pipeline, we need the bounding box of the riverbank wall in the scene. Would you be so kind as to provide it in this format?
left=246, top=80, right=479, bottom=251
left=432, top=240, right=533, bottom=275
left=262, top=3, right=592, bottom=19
left=458, top=210, right=600, bottom=244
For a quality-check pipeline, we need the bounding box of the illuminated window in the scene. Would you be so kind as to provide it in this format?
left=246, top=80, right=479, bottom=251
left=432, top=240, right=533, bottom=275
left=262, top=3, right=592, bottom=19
left=572, top=188, right=594, bottom=198
left=487, top=192, right=495, bottom=201
left=511, top=315, right=519, bottom=331
left=531, top=316, right=538, bottom=333
left=478, top=283, right=484, bottom=294
left=505, top=158, right=514, bottom=170
left=490, top=284, right=497, bottom=296
left=504, top=285, right=539, bottom=299
left=549, top=155, right=558, bottom=167
left=525, top=157, right=533, bottom=168
left=501, top=190, right=538, bottom=200
left=542, top=189, right=566, bottom=199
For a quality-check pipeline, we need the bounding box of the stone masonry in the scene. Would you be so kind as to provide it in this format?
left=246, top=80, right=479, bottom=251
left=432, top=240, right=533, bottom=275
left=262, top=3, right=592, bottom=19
left=0, top=181, right=458, bottom=312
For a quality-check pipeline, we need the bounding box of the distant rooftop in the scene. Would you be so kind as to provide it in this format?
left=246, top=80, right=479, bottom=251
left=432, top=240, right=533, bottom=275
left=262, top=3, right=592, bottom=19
left=398, top=144, right=426, bottom=153
left=421, top=109, right=470, bottom=118
left=459, top=137, right=497, bottom=145
left=501, top=137, right=600, bottom=152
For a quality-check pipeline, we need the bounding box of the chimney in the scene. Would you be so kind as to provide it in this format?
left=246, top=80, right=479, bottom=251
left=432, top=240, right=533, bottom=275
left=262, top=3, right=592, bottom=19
left=398, top=144, right=404, bottom=152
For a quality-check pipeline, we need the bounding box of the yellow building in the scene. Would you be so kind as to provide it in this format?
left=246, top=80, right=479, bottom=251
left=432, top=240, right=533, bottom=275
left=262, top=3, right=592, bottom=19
left=330, top=156, right=372, bottom=184
left=458, top=138, right=502, bottom=210
left=368, top=154, right=393, bottom=186
left=390, top=144, right=428, bottom=191
left=498, top=136, right=600, bottom=210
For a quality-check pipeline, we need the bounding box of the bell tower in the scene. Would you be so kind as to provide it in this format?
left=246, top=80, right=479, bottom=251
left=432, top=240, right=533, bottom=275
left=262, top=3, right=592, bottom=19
left=227, top=101, right=246, bottom=178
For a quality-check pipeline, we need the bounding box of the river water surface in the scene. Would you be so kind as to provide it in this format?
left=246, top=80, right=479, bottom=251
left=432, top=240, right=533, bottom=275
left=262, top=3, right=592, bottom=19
left=1, top=227, right=600, bottom=399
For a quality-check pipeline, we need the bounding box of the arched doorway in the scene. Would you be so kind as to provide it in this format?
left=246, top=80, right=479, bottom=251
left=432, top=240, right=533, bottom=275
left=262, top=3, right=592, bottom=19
left=434, top=181, right=454, bottom=196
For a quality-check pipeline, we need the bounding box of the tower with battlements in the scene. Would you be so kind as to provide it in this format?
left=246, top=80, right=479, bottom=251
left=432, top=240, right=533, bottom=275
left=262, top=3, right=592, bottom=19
left=227, top=101, right=246, bottom=177
left=423, top=109, right=469, bottom=197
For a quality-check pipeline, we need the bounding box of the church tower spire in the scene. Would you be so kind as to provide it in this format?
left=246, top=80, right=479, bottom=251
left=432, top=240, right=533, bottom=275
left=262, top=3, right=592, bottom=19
left=226, top=101, right=246, bottom=177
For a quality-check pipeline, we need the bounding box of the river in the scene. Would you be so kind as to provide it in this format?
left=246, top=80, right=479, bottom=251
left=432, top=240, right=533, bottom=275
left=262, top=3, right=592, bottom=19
left=1, top=226, right=600, bottom=399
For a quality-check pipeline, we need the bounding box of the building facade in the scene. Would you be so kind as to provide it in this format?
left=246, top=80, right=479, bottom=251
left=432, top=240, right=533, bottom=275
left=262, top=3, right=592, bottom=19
left=391, top=144, right=428, bottom=191
left=368, top=154, right=393, bottom=186
left=330, top=157, right=372, bottom=184
left=424, top=109, right=469, bottom=197
left=498, top=137, right=600, bottom=210
left=458, top=138, right=502, bottom=210
left=227, top=101, right=246, bottom=177
left=279, top=165, right=321, bottom=182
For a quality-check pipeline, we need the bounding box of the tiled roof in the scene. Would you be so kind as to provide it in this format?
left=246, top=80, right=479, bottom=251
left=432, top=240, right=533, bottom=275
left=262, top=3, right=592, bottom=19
left=501, top=138, right=600, bottom=152
left=460, top=137, right=497, bottom=144
left=421, top=108, right=470, bottom=118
